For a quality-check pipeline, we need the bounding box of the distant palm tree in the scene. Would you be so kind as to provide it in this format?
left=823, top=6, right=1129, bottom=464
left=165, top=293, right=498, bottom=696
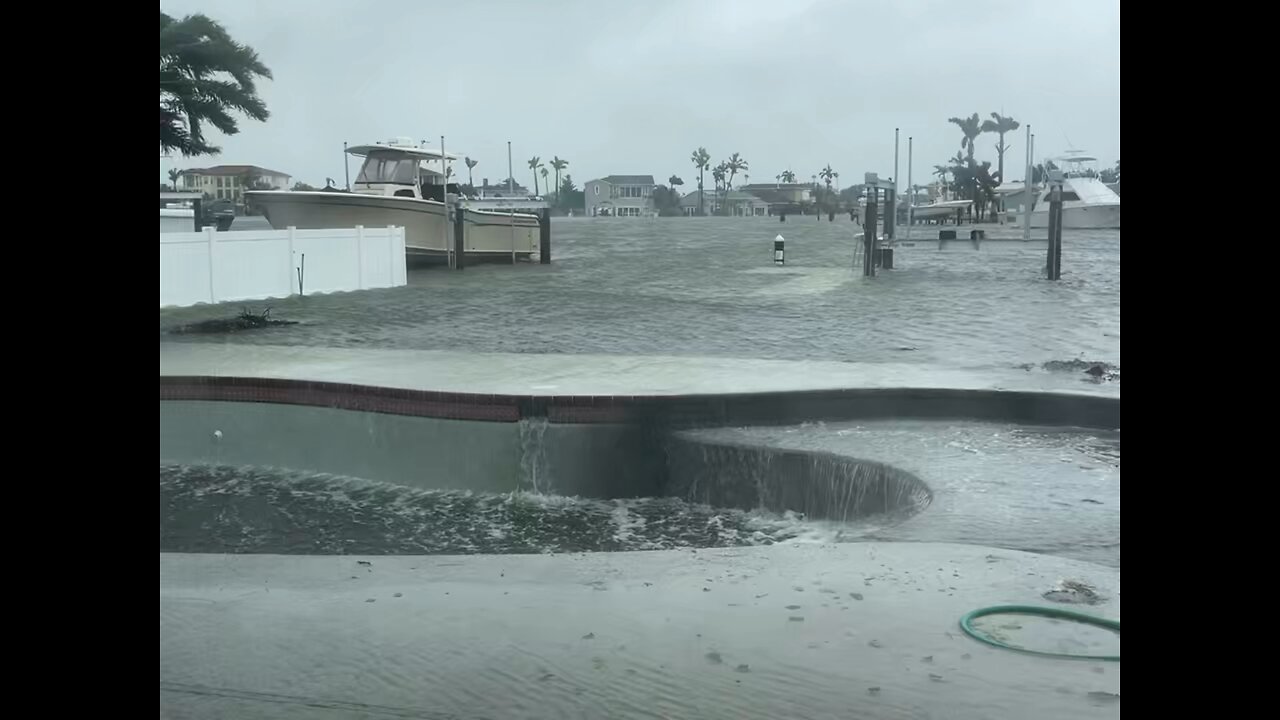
left=832, top=171, right=839, bottom=191
left=527, top=156, right=542, bottom=195
left=464, top=156, right=478, bottom=187
left=540, top=166, right=549, bottom=195
left=725, top=153, right=747, bottom=190
left=980, top=113, right=1020, bottom=182
left=550, top=157, right=568, bottom=201
left=819, top=164, right=835, bottom=189
left=668, top=175, right=684, bottom=187
left=160, top=11, right=272, bottom=156
left=781, top=170, right=796, bottom=183
left=947, top=113, right=983, bottom=165
left=690, top=147, right=711, bottom=215
left=168, top=168, right=181, bottom=191
left=932, top=164, right=949, bottom=193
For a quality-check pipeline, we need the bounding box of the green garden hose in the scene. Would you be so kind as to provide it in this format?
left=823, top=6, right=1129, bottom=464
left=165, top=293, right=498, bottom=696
left=959, top=605, right=1120, bottom=662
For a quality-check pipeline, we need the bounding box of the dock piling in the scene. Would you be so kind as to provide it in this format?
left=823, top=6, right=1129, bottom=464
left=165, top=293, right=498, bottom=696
left=452, top=199, right=465, bottom=270
left=1046, top=185, right=1063, bottom=280
left=539, top=208, right=551, bottom=264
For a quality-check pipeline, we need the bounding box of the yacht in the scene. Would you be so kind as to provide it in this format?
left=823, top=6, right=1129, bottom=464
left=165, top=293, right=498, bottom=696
left=1012, top=153, right=1120, bottom=229
left=245, top=138, right=542, bottom=263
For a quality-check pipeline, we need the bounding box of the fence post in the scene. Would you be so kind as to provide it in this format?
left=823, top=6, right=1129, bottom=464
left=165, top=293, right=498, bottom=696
left=205, top=226, right=218, bottom=303
left=355, top=225, right=365, bottom=289
left=388, top=225, right=400, bottom=285
left=287, top=226, right=298, bottom=295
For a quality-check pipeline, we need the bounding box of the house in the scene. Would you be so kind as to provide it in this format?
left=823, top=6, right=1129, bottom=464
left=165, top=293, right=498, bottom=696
left=680, top=190, right=771, bottom=217
left=739, top=183, right=812, bottom=205
left=477, top=178, right=531, bottom=198
left=584, top=175, right=656, bottom=217
left=181, top=165, right=292, bottom=203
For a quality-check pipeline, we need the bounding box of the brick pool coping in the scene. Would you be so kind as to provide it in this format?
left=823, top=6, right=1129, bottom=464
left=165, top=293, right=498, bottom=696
left=160, top=375, right=1119, bottom=428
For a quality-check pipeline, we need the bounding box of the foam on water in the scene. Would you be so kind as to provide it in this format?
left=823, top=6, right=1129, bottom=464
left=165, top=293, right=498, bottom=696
left=159, top=463, right=877, bottom=555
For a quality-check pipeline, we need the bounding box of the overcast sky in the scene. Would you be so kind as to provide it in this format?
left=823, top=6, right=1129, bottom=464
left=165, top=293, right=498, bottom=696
left=160, top=0, right=1120, bottom=189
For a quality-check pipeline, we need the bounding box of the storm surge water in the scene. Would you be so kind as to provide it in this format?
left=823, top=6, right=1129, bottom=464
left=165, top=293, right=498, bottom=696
left=159, top=463, right=881, bottom=555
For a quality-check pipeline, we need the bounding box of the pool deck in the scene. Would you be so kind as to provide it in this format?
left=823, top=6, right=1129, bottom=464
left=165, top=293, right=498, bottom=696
left=160, top=343, right=1118, bottom=399
left=160, top=542, right=1119, bottom=719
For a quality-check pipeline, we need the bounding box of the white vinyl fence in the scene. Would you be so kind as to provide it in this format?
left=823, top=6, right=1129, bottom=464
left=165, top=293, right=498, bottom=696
left=160, top=225, right=406, bottom=308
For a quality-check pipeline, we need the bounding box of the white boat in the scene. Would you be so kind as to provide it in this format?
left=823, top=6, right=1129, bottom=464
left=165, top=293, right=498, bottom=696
left=246, top=138, right=542, bottom=263
left=1015, top=154, right=1120, bottom=229
left=910, top=198, right=971, bottom=221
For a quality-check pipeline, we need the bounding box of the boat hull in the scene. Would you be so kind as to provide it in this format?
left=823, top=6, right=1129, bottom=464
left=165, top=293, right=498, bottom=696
left=245, top=191, right=541, bottom=261
left=1027, top=203, right=1120, bottom=229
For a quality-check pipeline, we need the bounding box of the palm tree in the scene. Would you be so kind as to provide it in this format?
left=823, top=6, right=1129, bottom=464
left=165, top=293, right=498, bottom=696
left=168, top=168, right=181, bottom=191
left=980, top=113, right=1020, bottom=181
left=540, top=166, right=549, bottom=195
left=550, top=157, right=568, bottom=203
left=819, top=164, right=835, bottom=189
left=947, top=113, right=983, bottom=165
left=932, top=164, right=950, bottom=196
left=725, top=153, right=747, bottom=191
left=527, top=156, right=542, bottom=195
left=690, top=147, right=711, bottom=215
left=160, top=11, right=272, bottom=156
left=669, top=175, right=684, bottom=187
left=781, top=170, right=796, bottom=183
left=832, top=171, right=839, bottom=191
left=712, top=163, right=727, bottom=213
left=464, top=156, right=478, bottom=187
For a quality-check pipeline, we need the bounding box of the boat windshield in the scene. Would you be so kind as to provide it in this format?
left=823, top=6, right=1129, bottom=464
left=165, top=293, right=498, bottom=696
left=355, top=152, right=420, bottom=185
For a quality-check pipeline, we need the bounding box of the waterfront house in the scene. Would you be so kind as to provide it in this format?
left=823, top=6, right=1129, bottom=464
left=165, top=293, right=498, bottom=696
left=585, top=175, right=656, bottom=217
left=680, top=189, right=770, bottom=217
left=181, top=165, right=292, bottom=203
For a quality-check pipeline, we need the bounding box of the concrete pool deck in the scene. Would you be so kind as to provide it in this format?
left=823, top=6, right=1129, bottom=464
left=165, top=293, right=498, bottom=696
left=161, top=343, right=1119, bottom=399
left=160, top=542, right=1119, bottom=719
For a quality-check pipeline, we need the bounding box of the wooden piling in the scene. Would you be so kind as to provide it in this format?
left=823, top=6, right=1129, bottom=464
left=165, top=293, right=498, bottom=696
left=863, top=191, right=878, bottom=277
left=192, top=197, right=203, bottom=232
left=453, top=202, right=466, bottom=270
left=1046, top=186, right=1062, bottom=280
left=539, top=208, right=551, bottom=264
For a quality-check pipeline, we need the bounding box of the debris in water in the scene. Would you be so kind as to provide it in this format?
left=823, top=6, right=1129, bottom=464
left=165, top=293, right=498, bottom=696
left=929, top=673, right=945, bottom=682
left=356, top=560, right=372, bottom=566
left=734, top=664, right=750, bottom=673
left=849, top=592, right=864, bottom=601
left=393, top=592, right=402, bottom=598
left=169, top=306, right=298, bottom=335
left=705, top=651, right=723, bottom=664
left=921, top=655, right=933, bottom=663
left=785, top=605, right=801, bottom=610
left=364, top=598, right=375, bottom=603
left=1043, top=579, right=1105, bottom=605
left=788, top=616, right=805, bottom=622
left=867, top=687, right=881, bottom=695
left=581, top=632, right=595, bottom=640
left=868, top=639, right=883, bottom=648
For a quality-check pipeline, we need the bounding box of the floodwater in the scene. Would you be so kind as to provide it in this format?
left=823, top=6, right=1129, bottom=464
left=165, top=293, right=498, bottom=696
left=161, top=216, right=1120, bottom=373
left=679, top=421, right=1120, bottom=567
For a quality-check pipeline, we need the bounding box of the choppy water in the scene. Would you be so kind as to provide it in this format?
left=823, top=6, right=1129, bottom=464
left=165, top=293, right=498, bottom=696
left=160, top=463, right=890, bottom=555
left=160, top=217, right=1119, bottom=370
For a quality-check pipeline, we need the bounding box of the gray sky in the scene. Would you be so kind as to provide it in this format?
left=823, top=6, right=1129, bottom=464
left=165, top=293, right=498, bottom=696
left=160, top=0, right=1120, bottom=188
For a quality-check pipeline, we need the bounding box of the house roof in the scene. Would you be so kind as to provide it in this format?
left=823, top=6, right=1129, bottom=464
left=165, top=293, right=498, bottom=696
left=600, top=175, right=655, bottom=185
left=182, top=164, right=291, bottom=178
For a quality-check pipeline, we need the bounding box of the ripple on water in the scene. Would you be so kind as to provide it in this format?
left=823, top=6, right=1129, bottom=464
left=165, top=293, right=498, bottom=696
left=159, top=463, right=893, bottom=555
